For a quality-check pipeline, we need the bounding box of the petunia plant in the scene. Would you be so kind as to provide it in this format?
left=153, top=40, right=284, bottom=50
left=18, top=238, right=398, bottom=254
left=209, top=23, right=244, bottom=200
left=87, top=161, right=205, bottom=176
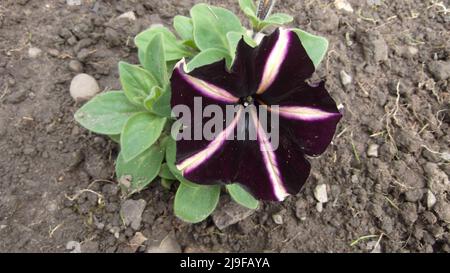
left=74, top=0, right=342, bottom=223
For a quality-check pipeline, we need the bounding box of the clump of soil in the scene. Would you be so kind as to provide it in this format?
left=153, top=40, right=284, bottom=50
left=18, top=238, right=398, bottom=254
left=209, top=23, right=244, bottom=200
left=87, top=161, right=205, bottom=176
left=0, top=0, right=449, bottom=253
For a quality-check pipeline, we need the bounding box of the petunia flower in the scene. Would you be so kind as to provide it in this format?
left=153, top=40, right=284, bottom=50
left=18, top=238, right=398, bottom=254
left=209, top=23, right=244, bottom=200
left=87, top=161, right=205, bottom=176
left=170, top=28, right=342, bottom=201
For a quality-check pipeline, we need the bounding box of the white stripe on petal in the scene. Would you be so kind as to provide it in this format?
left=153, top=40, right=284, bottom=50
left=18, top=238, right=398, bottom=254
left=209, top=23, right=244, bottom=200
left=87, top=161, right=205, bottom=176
left=249, top=108, right=289, bottom=201
left=177, top=107, right=243, bottom=174
left=275, top=106, right=340, bottom=121
left=176, top=60, right=239, bottom=104
left=260, top=103, right=339, bottom=121
left=256, top=28, right=291, bottom=95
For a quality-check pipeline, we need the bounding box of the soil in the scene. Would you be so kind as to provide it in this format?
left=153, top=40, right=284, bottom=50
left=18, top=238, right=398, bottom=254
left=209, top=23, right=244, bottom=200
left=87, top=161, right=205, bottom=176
left=0, top=0, right=449, bottom=253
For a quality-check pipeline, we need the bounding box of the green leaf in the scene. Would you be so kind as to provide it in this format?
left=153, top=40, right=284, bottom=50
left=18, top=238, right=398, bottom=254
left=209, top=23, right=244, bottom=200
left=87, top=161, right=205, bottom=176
left=116, top=145, right=165, bottom=191
left=292, top=29, right=329, bottom=68
left=173, top=15, right=194, bottom=41
left=244, top=7, right=260, bottom=29
left=187, top=48, right=231, bottom=71
left=226, top=184, right=259, bottom=210
left=165, top=137, right=201, bottom=188
left=135, top=26, right=195, bottom=61
left=159, top=163, right=176, bottom=180
left=262, top=13, right=293, bottom=26
left=109, top=134, right=121, bottom=143
left=191, top=4, right=244, bottom=52
left=121, top=112, right=167, bottom=162
left=239, top=0, right=256, bottom=14
left=145, top=86, right=172, bottom=118
left=174, top=183, right=221, bottom=223
left=144, top=86, right=164, bottom=111
left=140, top=33, right=168, bottom=87
left=226, top=31, right=257, bottom=60
left=161, top=178, right=175, bottom=190
left=119, top=62, right=158, bottom=106
left=74, top=91, right=142, bottom=135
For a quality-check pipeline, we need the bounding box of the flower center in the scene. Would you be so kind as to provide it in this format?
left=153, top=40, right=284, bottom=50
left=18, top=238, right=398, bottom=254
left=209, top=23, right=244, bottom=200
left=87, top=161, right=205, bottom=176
left=242, top=96, right=254, bottom=107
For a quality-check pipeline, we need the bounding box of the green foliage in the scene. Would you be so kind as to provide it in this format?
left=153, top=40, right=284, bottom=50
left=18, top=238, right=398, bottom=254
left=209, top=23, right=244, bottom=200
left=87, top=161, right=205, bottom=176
left=140, top=33, right=168, bottom=87
left=238, top=0, right=293, bottom=32
left=187, top=48, right=231, bottom=71
left=74, top=91, right=142, bottom=135
left=191, top=4, right=244, bottom=52
left=226, top=184, right=259, bottom=209
left=119, top=62, right=158, bottom=106
left=173, top=15, right=194, bottom=42
left=135, top=26, right=195, bottom=61
left=116, top=144, right=165, bottom=191
left=293, top=29, right=329, bottom=68
left=174, top=183, right=221, bottom=223
left=148, top=87, right=172, bottom=118
left=121, top=112, right=167, bottom=162
left=74, top=0, right=330, bottom=224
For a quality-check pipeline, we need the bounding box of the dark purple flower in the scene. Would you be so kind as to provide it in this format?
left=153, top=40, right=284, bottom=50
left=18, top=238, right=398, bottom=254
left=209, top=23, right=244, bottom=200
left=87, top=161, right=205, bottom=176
left=170, top=28, right=342, bottom=201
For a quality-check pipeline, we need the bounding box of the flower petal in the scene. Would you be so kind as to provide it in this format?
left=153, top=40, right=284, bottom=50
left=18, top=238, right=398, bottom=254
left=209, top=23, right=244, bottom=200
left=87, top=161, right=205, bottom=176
left=171, top=60, right=239, bottom=104
left=177, top=107, right=243, bottom=175
left=254, top=28, right=315, bottom=96
left=261, top=81, right=342, bottom=156
left=179, top=107, right=311, bottom=201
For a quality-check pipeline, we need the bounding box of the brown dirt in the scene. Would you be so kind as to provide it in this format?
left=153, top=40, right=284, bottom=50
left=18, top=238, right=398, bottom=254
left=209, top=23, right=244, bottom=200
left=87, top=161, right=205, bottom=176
left=0, top=0, right=449, bottom=253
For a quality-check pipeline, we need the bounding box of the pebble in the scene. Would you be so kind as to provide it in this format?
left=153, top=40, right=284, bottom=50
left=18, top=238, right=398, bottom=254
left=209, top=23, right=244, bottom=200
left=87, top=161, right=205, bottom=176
left=212, top=200, right=256, bottom=230
left=334, top=0, right=354, bottom=13
left=427, top=190, right=437, bottom=209
left=428, top=61, right=450, bottom=81
left=340, top=70, right=352, bottom=86
left=66, top=241, right=81, bottom=253
left=67, top=0, right=81, bottom=6
left=117, top=11, right=137, bottom=21
left=367, top=144, right=379, bottom=158
left=147, top=235, right=181, bottom=253
left=129, top=232, right=147, bottom=252
left=272, top=214, right=283, bottom=225
left=47, top=49, right=60, bottom=57
left=441, top=152, right=450, bottom=161
left=314, top=184, right=328, bottom=203
left=28, top=47, right=42, bottom=58
left=69, top=73, right=100, bottom=101
left=69, top=60, right=83, bottom=73
left=120, top=199, right=146, bottom=230
left=407, top=46, right=418, bottom=56
left=316, top=202, right=323, bottom=213
left=434, top=201, right=450, bottom=223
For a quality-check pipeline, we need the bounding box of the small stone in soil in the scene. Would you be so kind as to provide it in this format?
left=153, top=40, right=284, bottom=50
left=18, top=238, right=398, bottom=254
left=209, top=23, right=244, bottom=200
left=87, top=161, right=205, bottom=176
left=212, top=200, right=256, bottom=230
left=334, top=0, right=354, bottom=12
left=28, top=47, right=42, bottom=58
left=67, top=0, right=81, bottom=6
left=340, top=70, right=352, bottom=86
left=272, top=214, right=283, bottom=225
left=120, top=199, right=146, bottom=230
left=117, top=11, right=137, bottom=21
left=69, top=60, right=83, bottom=73
left=427, top=190, right=437, bottom=209
left=70, top=73, right=100, bottom=101
left=129, top=232, right=147, bottom=252
left=428, top=61, right=450, bottom=81
left=433, top=201, right=450, bottom=222
left=66, top=241, right=81, bottom=253
left=147, top=235, right=181, bottom=253
left=367, top=144, right=379, bottom=158
left=314, top=184, right=328, bottom=203
left=316, top=202, right=323, bottom=213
